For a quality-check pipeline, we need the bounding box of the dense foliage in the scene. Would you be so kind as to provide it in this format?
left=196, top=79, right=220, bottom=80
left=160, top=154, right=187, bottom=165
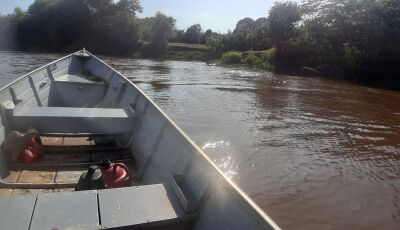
left=5, top=0, right=144, bottom=55
left=220, top=51, right=242, bottom=64
left=0, top=0, right=399, bottom=85
left=0, top=0, right=211, bottom=57
left=219, top=49, right=277, bottom=68
left=141, top=12, right=176, bottom=58
left=209, top=0, right=400, bottom=84
left=298, top=0, right=400, bottom=82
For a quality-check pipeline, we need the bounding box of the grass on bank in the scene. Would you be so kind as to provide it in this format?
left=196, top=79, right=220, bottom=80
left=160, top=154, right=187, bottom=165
left=166, top=43, right=208, bottom=61
left=141, top=42, right=277, bottom=66
left=138, top=42, right=209, bottom=61
left=220, top=48, right=277, bottom=69
left=164, top=50, right=207, bottom=61
left=168, top=43, right=208, bottom=51
left=221, top=51, right=242, bottom=64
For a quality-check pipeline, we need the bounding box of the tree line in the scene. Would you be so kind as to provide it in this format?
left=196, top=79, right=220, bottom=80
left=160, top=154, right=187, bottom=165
left=0, top=0, right=144, bottom=55
left=0, top=0, right=399, bottom=85
left=0, top=0, right=212, bottom=56
left=207, top=0, right=400, bottom=84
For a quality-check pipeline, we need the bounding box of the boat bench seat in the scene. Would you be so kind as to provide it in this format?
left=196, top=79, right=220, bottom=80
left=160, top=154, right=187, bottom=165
left=98, top=184, right=197, bottom=229
left=0, top=184, right=196, bottom=230
left=2, top=101, right=135, bottom=134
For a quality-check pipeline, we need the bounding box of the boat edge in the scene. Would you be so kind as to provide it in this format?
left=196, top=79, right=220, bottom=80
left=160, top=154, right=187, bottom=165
left=80, top=50, right=281, bottom=229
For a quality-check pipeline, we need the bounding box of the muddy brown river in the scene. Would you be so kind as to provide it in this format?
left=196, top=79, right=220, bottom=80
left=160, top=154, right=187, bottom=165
left=1, top=51, right=399, bottom=229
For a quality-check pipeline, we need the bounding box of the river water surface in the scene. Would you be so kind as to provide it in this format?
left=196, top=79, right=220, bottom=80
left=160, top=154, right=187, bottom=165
left=1, top=51, right=400, bottom=229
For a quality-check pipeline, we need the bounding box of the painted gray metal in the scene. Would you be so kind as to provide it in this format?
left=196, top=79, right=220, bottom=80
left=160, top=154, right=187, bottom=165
left=30, top=190, right=99, bottom=230
left=0, top=195, right=36, bottom=230
left=85, top=51, right=280, bottom=230
left=98, top=184, right=195, bottom=229
left=9, top=106, right=134, bottom=134
left=17, top=107, right=130, bottom=118
left=48, top=81, right=106, bottom=107
left=0, top=49, right=281, bottom=230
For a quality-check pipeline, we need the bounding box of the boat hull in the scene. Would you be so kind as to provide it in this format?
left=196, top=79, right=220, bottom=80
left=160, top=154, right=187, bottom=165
left=0, top=50, right=280, bottom=229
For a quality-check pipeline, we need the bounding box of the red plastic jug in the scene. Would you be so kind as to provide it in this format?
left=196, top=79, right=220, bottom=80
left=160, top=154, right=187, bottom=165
left=100, top=159, right=131, bottom=188
left=20, top=146, right=37, bottom=163
left=19, top=138, right=40, bottom=163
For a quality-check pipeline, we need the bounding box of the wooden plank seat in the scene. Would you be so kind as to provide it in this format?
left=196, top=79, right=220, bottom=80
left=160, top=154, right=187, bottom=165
left=2, top=101, right=135, bottom=134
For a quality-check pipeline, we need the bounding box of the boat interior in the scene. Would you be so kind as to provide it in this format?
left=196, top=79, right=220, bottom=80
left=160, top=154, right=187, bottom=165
left=0, top=51, right=278, bottom=229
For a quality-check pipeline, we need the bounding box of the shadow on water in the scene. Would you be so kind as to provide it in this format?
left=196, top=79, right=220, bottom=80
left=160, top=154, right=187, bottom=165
left=215, top=87, right=257, bottom=93
left=149, top=63, right=171, bottom=75
left=129, top=80, right=144, bottom=84
left=150, top=80, right=171, bottom=92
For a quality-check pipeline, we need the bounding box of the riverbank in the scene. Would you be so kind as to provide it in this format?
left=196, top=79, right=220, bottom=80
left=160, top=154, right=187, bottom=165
left=161, top=43, right=209, bottom=61
left=4, top=45, right=399, bottom=91
left=211, top=49, right=400, bottom=91
left=144, top=46, right=400, bottom=91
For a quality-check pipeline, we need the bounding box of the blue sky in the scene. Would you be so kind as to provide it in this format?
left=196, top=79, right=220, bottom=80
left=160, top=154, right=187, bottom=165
left=0, top=0, right=299, bottom=32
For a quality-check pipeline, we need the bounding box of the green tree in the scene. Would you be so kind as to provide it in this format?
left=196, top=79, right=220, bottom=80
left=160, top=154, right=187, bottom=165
left=13, top=0, right=143, bottom=55
left=251, top=17, right=269, bottom=50
left=233, top=17, right=255, bottom=51
left=12, top=7, right=26, bottom=21
left=138, top=17, right=156, bottom=41
left=184, top=24, right=203, bottom=44
left=143, top=12, right=176, bottom=57
left=267, top=1, right=301, bottom=47
left=300, top=0, right=400, bottom=80
left=172, top=29, right=185, bottom=43
left=201, top=29, right=213, bottom=44
left=116, top=0, right=143, bottom=16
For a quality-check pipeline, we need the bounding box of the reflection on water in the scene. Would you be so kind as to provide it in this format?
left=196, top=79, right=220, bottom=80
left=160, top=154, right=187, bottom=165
left=202, top=140, right=238, bottom=179
left=0, top=51, right=62, bottom=86
left=150, top=80, right=171, bottom=92
left=148, top=64, right=171, bottom=75
left=1, top=51, right=400, bottom=229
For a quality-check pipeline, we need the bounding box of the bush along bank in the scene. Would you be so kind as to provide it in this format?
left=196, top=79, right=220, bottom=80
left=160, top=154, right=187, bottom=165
left=137, top=42, right=209, bottom=61
left=219, top=48, right=277, bottom=70
left=163, top=43, right=209, bottom=61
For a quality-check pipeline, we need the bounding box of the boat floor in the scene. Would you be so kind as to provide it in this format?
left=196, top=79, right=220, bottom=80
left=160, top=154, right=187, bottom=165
left=0, top=136, right=137, bottom=197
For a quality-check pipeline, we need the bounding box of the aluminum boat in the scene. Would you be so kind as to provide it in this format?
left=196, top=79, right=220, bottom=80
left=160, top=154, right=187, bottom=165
left=0, top=49, right=279, bottom=230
